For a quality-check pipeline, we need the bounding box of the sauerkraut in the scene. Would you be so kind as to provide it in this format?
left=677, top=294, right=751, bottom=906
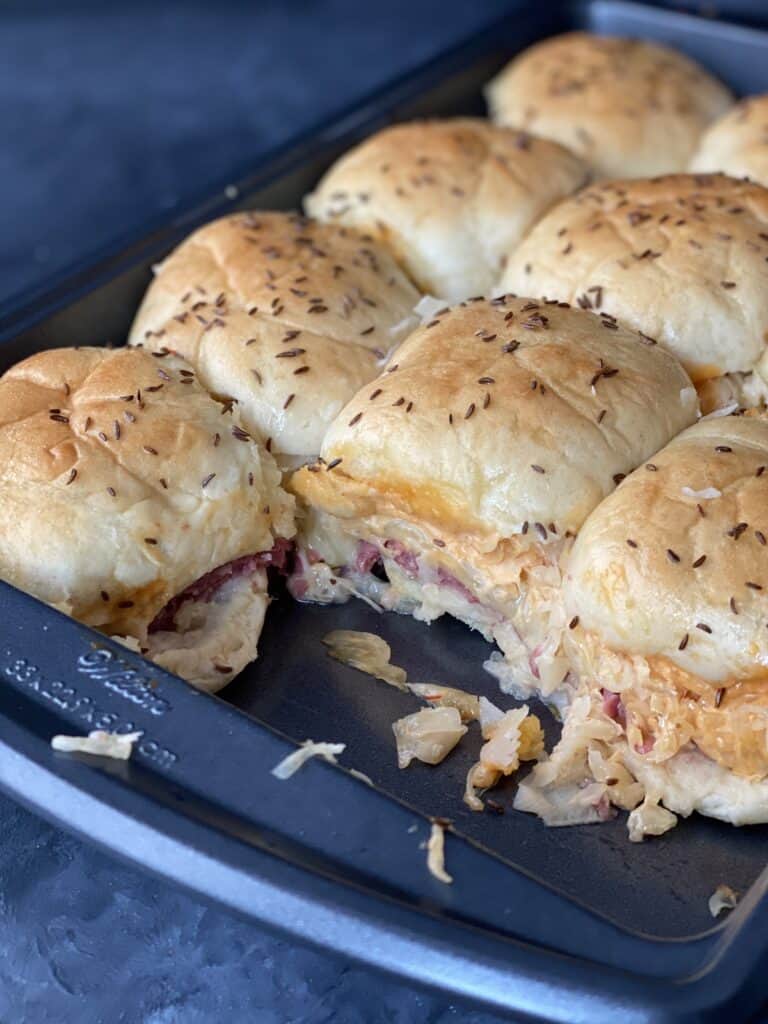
left=51, top=729, right=142, bottom=760
left=393, top=707, right=467, bottom=768
left=408, top=682, right=480, bottom=722
left=627, top=794, right=678, bottom=842
left=426, top=821, right=452, bottom=884
left=322, top=630, right=407, bottom=690
left=709, top=884, right=739, bottom=918
left=464, top=701, right=544, bottom=811
left=513, top=692, right=643, bottom=828
left=271, top=740, right=346, bottom=779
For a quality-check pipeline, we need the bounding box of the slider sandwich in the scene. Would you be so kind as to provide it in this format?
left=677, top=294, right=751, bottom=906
left=129, top=211, right=420, bottom=468
left=486, top=33, right=731, bottom=179
left=501, top=174, right=768, bottom=413
left=289, top=296, right=698, bottom=701
left=305, top=118, right=588, bottom=302
left=691, top=95, right=768, bottom=188
left=0, top=347, right=294, bottom=692
left=520, top=415, right=768, bottom=832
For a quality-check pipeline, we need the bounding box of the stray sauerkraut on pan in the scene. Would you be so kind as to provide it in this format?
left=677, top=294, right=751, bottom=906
left=426, top=821, right=452, bottom=884
left=271, top=740, right=346, bottom=780
left=321, top=630, right=407, bottom=690
left=464, top=699, right=545, bottom=811
left=323, top=628, right=545, bottom=807
left=51, top=730, right=142, bottom=760
left=709, top=885, right=739, bottom=918
left=393, top=707, right=467, bottom=768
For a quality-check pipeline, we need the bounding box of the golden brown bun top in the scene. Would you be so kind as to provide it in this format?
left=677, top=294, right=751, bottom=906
left=0, top=346, right=294, bottom=638
left=128, top=211, right=420, bottom=458
left=501, top=174, right=768, bottom=383
left=486, top=32, right=732, bottom=179
left=291, top=296, right=697, bottom=541
left=566, top=415, right=768, bottom=683
left=304, top=118, right=588, bottom=301
left=691, top=95, right=768, bottom=187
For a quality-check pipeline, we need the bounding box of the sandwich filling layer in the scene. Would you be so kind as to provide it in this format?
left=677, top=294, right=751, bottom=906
left=564, top=627, right=768, bottom=779
left=516, top=630, right=768, bottom=835
left=288, top=507, right=573, bottom=702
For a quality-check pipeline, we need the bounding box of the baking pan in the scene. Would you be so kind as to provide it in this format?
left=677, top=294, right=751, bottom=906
left=2, top=2, right=768, bottom=1021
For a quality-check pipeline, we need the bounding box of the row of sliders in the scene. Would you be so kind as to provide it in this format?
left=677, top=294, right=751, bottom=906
left=292, top=300, right=768, bottom=831
left=3, top=30, right=768, bottom=835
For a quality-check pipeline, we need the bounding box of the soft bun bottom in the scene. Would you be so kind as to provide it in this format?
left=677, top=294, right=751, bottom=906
left=623, top=745, right=768, bottom=828
left=115, top=569, right=269, bottom=693
left=148, top=571, right=269, bottom=692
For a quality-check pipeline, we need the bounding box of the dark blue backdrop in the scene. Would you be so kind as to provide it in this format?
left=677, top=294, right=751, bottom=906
left=0, top=2, right=513, bottom=1021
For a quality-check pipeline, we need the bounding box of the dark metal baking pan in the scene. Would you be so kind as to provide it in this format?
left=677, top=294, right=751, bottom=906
left=2, top=2, right=768, bottom=1021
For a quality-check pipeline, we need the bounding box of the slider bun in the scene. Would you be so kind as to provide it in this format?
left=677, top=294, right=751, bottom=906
left=129, top=212, right=420, bottom=460
left=0, top=346, right=294, bottom=641
left=486, top=33, right=731, bottom=179
left=691, top=95, right=768, bottom=187
left=501, top=174, right=768, bottom=386
left=291, top=297, right=697, bottom=540
left=304, top=118, right=588, bottom=301
left=565, top=415, right=768, bottom=684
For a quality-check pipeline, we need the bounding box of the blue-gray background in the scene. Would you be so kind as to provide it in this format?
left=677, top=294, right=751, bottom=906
left=0, top=2, right=513, bottom=1021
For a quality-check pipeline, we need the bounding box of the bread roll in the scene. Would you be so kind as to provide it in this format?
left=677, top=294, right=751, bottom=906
left=691, top=95, right=768, bottom=187
left=555, top=415, right=768, bottom=827
left=289, top=296, right=697, bottom=698
left=486, top=32, right=731, bottom=179
left=501, top=174, right=768, bottom=409
left=129, top=212, right=420, bottom=465
left=304, top=118, right=588, bottom=301
left=0, top=346, right=294, bottom=691
left=567, top=416, right=768, bottom=683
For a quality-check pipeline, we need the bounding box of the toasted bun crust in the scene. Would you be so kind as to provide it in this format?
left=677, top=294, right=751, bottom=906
left=0, top=347, right=294, bottom=640
left=690, top=95, right=768, bottom=187
left=128, top=212, right=420, bottom=459
left=291, top=297, right=697, bottom=540
left=501, top=174, right=768, bottom=386
left=304, top=118, right=588, bottom=301
left=565, top=415, right=768, bottom=682
left=486, top=33, right=731, bottom=179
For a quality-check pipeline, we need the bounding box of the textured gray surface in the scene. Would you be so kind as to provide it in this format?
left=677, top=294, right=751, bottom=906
left=0, top=1, right=512, bottom=1021
left=0, top=790, right=514, bottom=1024
left=0, top=795, right=506, bottom=1024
